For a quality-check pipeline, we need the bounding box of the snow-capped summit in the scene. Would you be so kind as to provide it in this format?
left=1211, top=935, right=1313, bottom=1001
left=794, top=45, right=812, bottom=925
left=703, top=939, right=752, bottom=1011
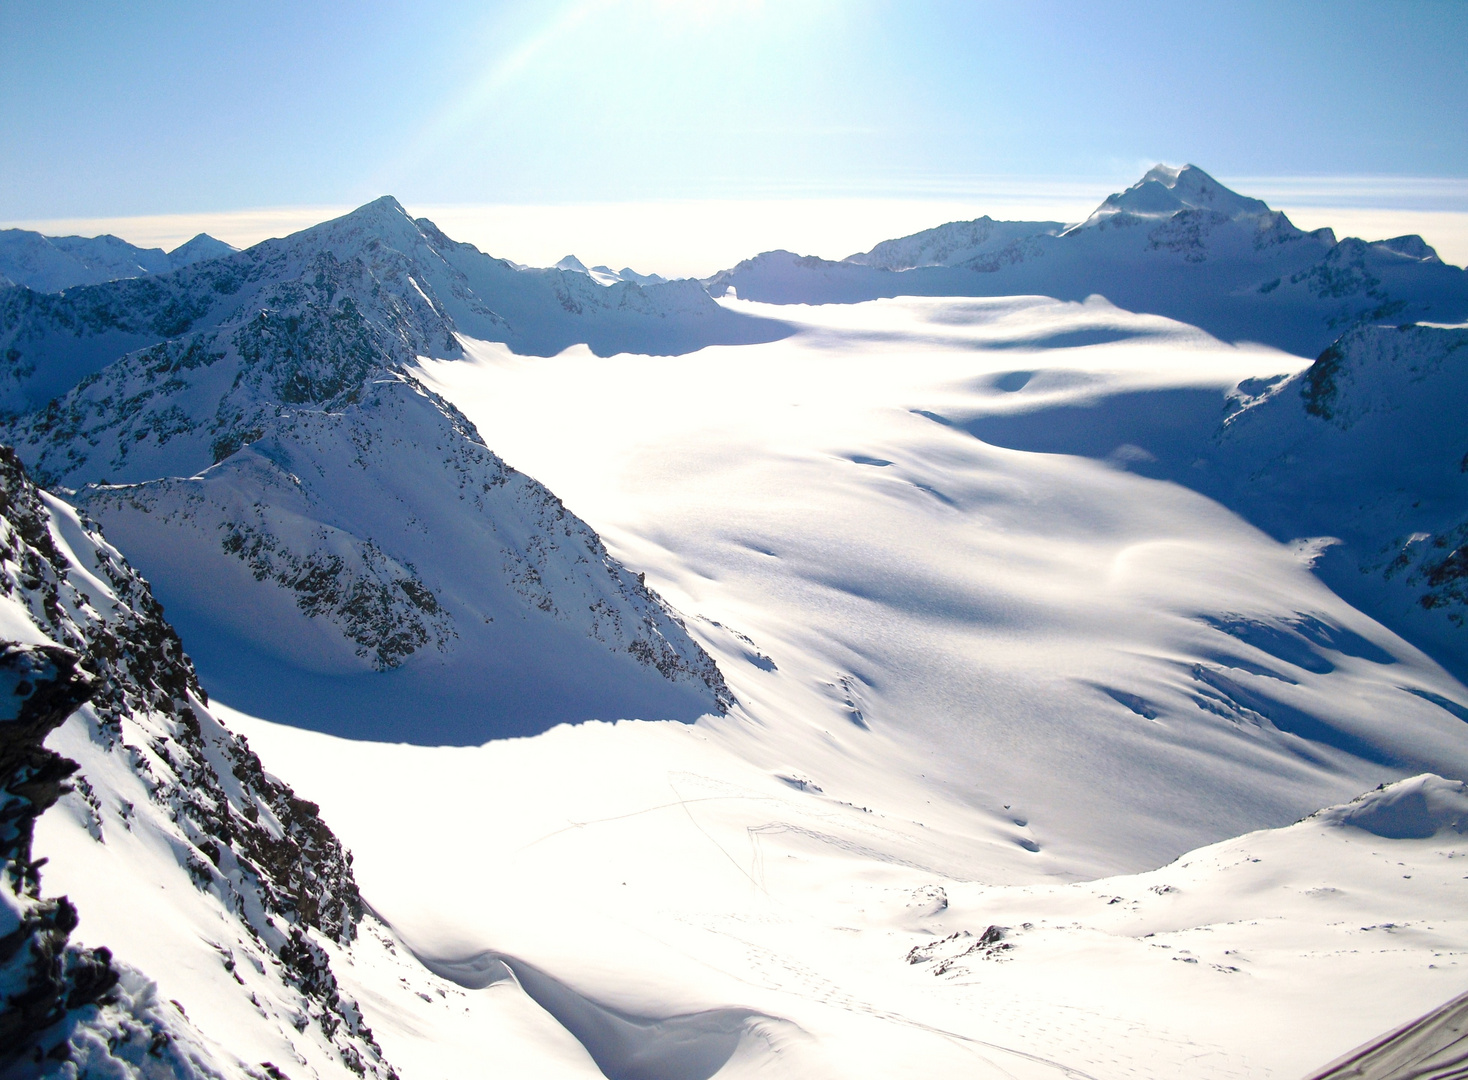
left=0, top=197, right=787, bottom=417
left=165, top=231, right=238, bottom=265
left=1076, top=163, right=1272, bottom=229
left=0, top=227, right=237, bottom=293
left=554, top=255, right=670, bottom=287
left=705, top=166, right=1467, bottom=356
left=0, top=199, right=743, bottom=739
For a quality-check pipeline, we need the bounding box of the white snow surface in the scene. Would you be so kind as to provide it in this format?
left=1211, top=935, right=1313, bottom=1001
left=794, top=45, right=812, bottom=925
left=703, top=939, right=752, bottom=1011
left=118, top=293, right=1467, bottom=1079
left=0, top=228, right=235, bottom=293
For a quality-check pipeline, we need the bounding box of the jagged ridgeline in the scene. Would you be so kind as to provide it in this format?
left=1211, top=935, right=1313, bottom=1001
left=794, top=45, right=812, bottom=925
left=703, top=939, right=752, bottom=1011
left=706, top=165, right=1468, bottom=357
left=0, top=229, right=237, bottom=295
left=0, top=447, right=394, bottom=1080
left=0, top=199, right=735, bottom=740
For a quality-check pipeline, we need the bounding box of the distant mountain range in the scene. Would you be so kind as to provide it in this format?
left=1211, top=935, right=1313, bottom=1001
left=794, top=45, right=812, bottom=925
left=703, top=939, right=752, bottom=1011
left=706, top=165, right=1468, bottom=357
left=1, top=165, right=1466, bottom=1080
left=0, top=228, right=236, bottom=293
left=0, top=168, right=1464, bottom=736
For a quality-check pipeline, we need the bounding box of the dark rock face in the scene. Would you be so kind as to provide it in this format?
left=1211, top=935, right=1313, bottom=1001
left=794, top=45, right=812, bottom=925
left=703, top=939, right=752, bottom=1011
left=0, top=447, right=396, bottom=1078
left=0, top=645, right=96, bottom=887
left=0, top=641, right=118, bottom=1066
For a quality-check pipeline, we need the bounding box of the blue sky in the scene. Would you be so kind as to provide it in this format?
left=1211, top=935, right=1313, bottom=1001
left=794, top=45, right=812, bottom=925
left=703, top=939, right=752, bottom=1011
left=3, top=0, right=1467, bottom=272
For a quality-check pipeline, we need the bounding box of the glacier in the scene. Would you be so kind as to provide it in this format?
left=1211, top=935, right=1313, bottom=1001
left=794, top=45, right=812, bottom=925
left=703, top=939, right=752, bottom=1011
left=1, top=165, right=1466, bottom=1079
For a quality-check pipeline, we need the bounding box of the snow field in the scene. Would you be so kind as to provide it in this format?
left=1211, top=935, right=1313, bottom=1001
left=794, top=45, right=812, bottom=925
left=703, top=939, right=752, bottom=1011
left=208, top=294, right=1468, bottom=1077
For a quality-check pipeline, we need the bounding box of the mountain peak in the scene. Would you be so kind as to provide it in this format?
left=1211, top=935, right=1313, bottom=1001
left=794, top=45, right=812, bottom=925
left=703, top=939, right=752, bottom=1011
left=555, top=254, right=590, bottom=273
left=340, top=194, right=413, bottom=225
left=167, top=232, right=237, bottom=266
left=291, top=195, right=430, bottom=256
left=1082, top=163, right=1271, bottom=228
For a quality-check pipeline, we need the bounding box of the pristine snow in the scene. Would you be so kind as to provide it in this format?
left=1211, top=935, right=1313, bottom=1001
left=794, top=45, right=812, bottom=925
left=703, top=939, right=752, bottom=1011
left=156, top=293, right=1467, bottom=1079
left=953, top=322, right=1468, bottom=680
left=9, top=175, right=1468, bottom=1078
left=0, top=228, right=235, bottom=292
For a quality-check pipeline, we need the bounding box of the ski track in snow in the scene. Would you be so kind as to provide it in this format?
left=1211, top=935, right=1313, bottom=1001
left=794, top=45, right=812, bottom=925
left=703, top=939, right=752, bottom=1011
left=184, top=294, right=1468, bottom=1079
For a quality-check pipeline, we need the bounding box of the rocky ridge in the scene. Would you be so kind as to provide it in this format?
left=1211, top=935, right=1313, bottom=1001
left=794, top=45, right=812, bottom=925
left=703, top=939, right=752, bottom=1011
left=0, top=445, right=394, bottom=1080
left=0, top=201, right=733, bottom=734
left=0, top=197, right=785, bottom=417
left=1219, top=323, right=1468, bottom=669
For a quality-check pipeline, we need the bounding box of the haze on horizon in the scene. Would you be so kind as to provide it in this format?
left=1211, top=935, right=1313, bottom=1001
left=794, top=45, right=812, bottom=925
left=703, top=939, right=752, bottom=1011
left=3, top=0, right=1467, bottom=275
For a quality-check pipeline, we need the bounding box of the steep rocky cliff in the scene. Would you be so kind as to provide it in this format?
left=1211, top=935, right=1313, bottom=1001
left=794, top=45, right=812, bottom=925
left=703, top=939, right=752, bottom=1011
left=0, top=446, right=394, bottom=1080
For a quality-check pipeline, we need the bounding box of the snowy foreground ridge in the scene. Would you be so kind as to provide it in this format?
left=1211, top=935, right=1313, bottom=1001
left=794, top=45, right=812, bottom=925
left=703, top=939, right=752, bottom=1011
left=0, top=166, right=1467, bottom=1078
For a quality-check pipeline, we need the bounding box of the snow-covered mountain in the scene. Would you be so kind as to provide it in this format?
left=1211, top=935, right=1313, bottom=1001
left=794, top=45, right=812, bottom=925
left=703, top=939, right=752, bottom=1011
left=705, top=165, right=1468, bottom=357
left=0, top=229, right=236, bottom=294
left=0, top=446, right=393, bottom=1079
left=0, top=197, right=787, bottom=417
left=553, top=255, right=668, bottom=287
left=956, top=322, right=1468, bottom=681
left=0, top=198, right=732, bottom=739
left=2, top=185, right=1467, bottom=1077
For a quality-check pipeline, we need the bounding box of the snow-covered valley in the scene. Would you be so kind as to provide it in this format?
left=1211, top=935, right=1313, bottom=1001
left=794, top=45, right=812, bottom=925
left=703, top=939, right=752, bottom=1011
left=212, top=294, right=1468, bottom=1078
left=3, top=169, right=1467, bottom=1079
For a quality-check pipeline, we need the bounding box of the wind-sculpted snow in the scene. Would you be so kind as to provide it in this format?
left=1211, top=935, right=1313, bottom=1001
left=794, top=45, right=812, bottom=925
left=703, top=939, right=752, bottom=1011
left=417, top=950, right=804, bottom=1080
left=418, top=297, right=1468, bottom=868
left=958, top=321, right=1468, bottom=679
left=705, top=165, right=1468, bottom=357
left=1310, top=774, right=1468, bottom=840
left=0, top=446, right=395, bottom=1080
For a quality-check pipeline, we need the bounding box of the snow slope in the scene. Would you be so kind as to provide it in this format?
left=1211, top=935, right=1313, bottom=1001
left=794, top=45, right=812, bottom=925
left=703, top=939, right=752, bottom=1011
left=0, top=229, right=235, bottom=294
left=955, top=321, right=1468, bottom=681
left=705, top=165, right=1468, bottom=357
left=0, top=198, right=734, bottom=738
left=4, top=196, right=1467, bottom=1077
left=414, top=298, right=1468, bottom=868
left=169, top=294, right=1463, bottom=1077
left=228, top=712, right=1468, bottom=1080
left=0, top=446, right=397, bottom=1079
left=77, top=373, right=729, bottom=739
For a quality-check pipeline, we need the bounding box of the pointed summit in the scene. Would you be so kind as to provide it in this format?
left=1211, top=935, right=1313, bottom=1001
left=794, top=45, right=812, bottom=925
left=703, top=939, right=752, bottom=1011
left=166, top=232, right=237, bottom=268
left=554, top=254, right=590, bottom=273
left=305, top=195, right=429, bottom=236
left=284, top=195, right=436, bottom=261
left=1082, top=164, right=1271, bottom=228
